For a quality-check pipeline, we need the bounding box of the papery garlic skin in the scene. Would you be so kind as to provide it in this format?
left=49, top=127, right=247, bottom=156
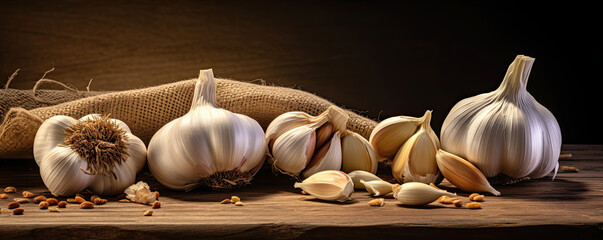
left=125, top=181, right=157, bottom=205
left=441, top=55, right=562, bottom=179
left=348, top=170, right=383, bottom=189
left=147, top=69, right=266, bottom=191
left=393, top=182, right=456, bottom=206
left=391, top=111, right=442, bottom=184
left=294, top=170, right=354, bottom=202
left=33, top=114, right=146, bottom=196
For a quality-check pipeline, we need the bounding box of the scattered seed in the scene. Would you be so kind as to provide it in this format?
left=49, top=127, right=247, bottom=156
left=118, top=199, right=131, bottom=203
left=560, top=166, right=579, bottom=173
left=155, top=191, right=160, bottom=199
left=4, top=186, right=17, bottom=193
left=33, top=195, right=47, bottom=204
left=467, top=202, right=482, bottom=209
left=472, top=195, right=485, bottom=202
left=90, top=195, right=100, bottom=202
left=8, top=202, right=20, bottom=209
left=13, top=198, right=30, bottom=204
left=453, top=200, right=463, bottom=207
left=22, top=191, right=34, bottom=198
left=67, top=198, right=78, bottom=203
left=230, top=196, right=241, bottom=203
left=220, top=199, right=231, bottom=204
left=143, top=210, right=153, bottom=216
left=39, top=201, right=49, bottom=209
left=234, top=201, right=244, bottom=206
left=468, top=193, right=479, bottom=201
left=368, top=198, right=385, bottom=207
left=152, top=201, right=161, bottom=209
left=80, top=201, right=94, bottom=209
left=12, top=208, right=24, bottom=215
left=94, top=198, right=107, bottom=205
left=437, top=196, right=453, bottom=204
left=48, top=207, right=60, bottom=212
left=58, top=201, right=67, bottom=208
left=0, top=193, right=8, bottom=199
left=75, top=196, right=86, bottom=203
left=47, top=198, right=59, bottom=205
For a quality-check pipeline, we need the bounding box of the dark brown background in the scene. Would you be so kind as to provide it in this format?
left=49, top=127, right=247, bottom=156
left=1, top=0, right=601, bottom=144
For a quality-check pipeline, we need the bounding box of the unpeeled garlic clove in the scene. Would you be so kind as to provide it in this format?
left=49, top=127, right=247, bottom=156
left=391, top=110, right=442, bottom=184
left=360, top=180, right=394, bottom=196
left=369, top=114, right=424, bottom=161
left=393, top=182, right=457, bottom=205
left=294, top=170, right=354, bottom=202
left=436, top=149, right=501, bottom=196
left=341, top=131, right=378, bottom=174
left=265, top=111, right=314, bottom=150
left=348, top=170, right=383, bottom=189
left=302, top=132, right=343, bottom=178
left=272, top=125, right=317, bottom=176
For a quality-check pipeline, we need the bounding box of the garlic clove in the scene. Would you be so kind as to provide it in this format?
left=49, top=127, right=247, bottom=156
left=341, top=131, right=378, bottom=174
left=272, top=125, right=317, bottom=176
left=315, top=122, right=334, bottom=150
left=369, top=114, right=424, bottom=161
left=347, top=170, right=383, bottom=189
left=393, top=182, right=457, bottom=206
left=265, top=111, right=313, bottom=150
left=302, top=132, right=343, bottom=179
left=33, top=115, right=78, bottom=165
left=436, top=149, right=501, bottom=196
left=391, top=111, right=441, bottom=184
left=360, top=179, right=394, bottom=196
left=294, top=170, right=354, bottom=202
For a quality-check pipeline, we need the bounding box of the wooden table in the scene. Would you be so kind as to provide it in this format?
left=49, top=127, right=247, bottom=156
left=0, top=144, right=601, bottom=239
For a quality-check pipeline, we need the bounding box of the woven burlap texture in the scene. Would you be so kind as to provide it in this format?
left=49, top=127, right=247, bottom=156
left=0, top=78, right=377, bottom=159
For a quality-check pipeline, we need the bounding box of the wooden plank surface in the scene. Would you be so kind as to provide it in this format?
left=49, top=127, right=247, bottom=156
left=0, top=144, right=602, bottom=239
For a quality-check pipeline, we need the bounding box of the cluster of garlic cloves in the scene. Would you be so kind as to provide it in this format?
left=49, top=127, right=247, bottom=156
left=370, top=110, right=441, bottom=184
left=267, top=106, right=377, bottom=178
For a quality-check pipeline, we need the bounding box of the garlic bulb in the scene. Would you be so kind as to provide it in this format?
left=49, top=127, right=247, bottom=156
left=436, top=150, right=500, bottom=196
left=33, top=114, right=146, bottom=196
left=441, top=55, right=562, bottom=179
left=361, top=179, right=394, bottom=196
left=393, top=182, right=457, bottom=206
left=147, top=69, right=267, bottom=191
left=391, top=110, right=442, bottom=184
left=348, top=170, right=383, bottom=189
left=293, top=170, right=354, bottom=202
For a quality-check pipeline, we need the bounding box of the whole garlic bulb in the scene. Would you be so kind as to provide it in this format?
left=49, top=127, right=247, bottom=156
left=33, top=114, right=146, bottom=196
left=147, top=69, right=267, bottom=191
left=391, top=110, right=442, bottom=184
left=441, top=55, right=562, bottom=179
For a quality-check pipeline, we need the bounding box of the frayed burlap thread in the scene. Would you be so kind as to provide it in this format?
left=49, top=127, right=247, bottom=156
left=0, top=78, right=377, bottom=159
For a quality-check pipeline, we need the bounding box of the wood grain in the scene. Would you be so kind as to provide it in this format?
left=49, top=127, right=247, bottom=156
left=0, top=144, right=601, bottom=239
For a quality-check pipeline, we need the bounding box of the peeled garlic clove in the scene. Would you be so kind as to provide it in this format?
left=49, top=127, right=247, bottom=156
left=341, top=131, right=378, bottom=174
left=361, top=180, right=394, bottom=196
left=436, top=149, right=501, bottom=196
left=393, top=182, right=457, bottom=205
left=265, top=111, right=313, bottom=150
left=369, top=114, right=424, bottom=161
left=348, top=170, right=383, bottom=189
left=294, top=170, right=354, bottom=202
left=391, top=110, right=441, bottom=184
left=302, top=132, right=343, bottom=178
left=441, top=55, right=561, bottom=180
left=272, top=125, right=316, bottom=176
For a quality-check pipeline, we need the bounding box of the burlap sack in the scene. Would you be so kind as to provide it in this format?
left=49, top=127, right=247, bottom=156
left=0, top=78, right=377, bottom=159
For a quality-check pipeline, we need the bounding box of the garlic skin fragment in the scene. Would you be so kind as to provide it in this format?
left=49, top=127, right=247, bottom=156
left=147, top=69, right=267, bottom=191
left=369, top=114, right=424, bottom=161
left=124, top=181, right=157, bottom=205
left=393, top=182, right=457, bottom=206
left=341, top=131, right=378, bottom=174
left=441, top=55, right=562, bottom=179
left=33, top=114, right=146, bottom=196
left=436, top=150, right=501, bottom=196
left=294, top=170, right=354, bottom=202
left=391, top=110, right=442, bottom=184
left=360, top=180, right=394, bottom=196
